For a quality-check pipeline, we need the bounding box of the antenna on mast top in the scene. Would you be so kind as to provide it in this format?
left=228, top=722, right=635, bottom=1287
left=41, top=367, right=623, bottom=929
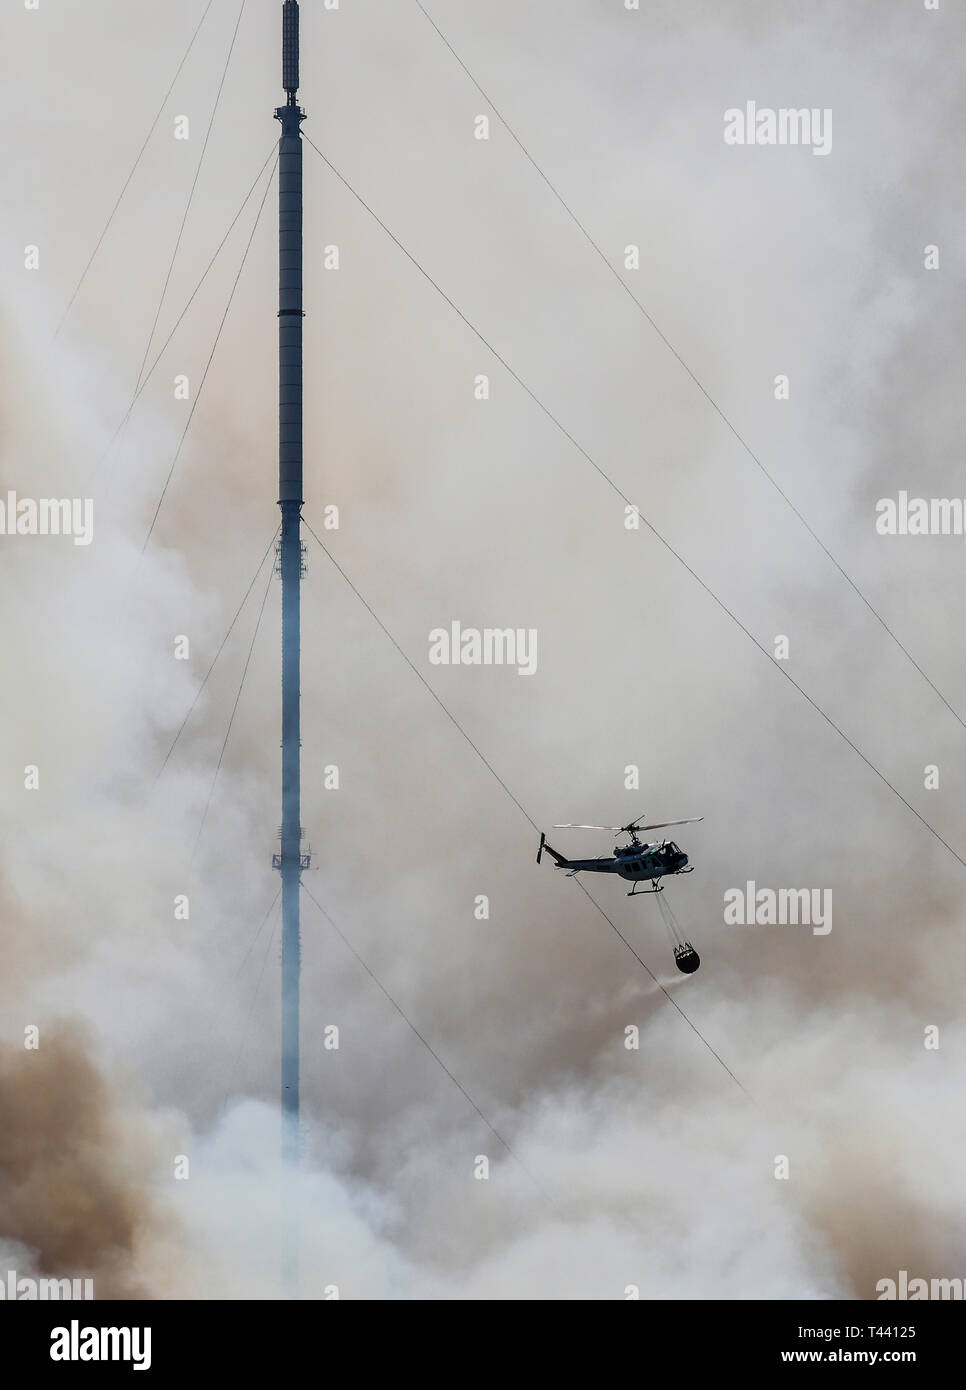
left=282, top=0, right=300, bottom=102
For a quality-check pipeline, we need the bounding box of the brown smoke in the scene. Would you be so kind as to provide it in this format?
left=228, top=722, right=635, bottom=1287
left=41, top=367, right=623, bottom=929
left=0, top=1024, right=174, bottom=1298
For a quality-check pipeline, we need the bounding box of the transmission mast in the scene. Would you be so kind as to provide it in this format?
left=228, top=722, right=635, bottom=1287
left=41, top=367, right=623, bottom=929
left=273, top=0, right=308, bottom=1295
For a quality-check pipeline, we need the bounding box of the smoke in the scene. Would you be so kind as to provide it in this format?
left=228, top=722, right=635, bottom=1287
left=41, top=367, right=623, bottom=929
left=1, top=0, right=965, bottom=1298
left=0, top=1024, right=179, bottom=1298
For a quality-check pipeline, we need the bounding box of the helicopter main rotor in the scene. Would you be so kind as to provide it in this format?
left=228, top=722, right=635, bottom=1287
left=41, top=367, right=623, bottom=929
left=552, top=813, right=703, bottom=845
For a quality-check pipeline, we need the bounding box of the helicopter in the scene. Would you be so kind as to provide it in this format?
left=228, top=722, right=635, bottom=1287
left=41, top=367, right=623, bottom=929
left=536, top=812, right=704, bottom=973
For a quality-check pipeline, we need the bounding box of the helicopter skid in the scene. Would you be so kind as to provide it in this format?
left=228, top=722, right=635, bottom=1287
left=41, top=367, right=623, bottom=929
left=627, top=881, right=664, bottom=897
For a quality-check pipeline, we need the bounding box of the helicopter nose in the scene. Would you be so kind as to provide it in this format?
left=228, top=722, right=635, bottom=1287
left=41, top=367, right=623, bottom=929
left=676, top=853, right=688, bottom=870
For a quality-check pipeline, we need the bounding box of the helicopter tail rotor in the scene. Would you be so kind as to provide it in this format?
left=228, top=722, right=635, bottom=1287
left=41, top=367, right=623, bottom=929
left=536, top=833, right=569, bottom=867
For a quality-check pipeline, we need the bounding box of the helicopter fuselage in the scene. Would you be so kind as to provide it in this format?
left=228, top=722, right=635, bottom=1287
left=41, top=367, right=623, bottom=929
left=540, top=838, right=689, bottom=881
left=612, top=842, right=689, bottom=880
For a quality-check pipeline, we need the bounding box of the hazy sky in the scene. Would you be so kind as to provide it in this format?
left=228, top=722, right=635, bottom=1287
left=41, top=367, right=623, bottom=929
left=1, top=0, right=965, bottom=1298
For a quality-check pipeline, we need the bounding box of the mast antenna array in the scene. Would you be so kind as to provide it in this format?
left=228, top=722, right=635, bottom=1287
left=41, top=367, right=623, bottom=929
left=282, top=0, right=300, bottom=101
